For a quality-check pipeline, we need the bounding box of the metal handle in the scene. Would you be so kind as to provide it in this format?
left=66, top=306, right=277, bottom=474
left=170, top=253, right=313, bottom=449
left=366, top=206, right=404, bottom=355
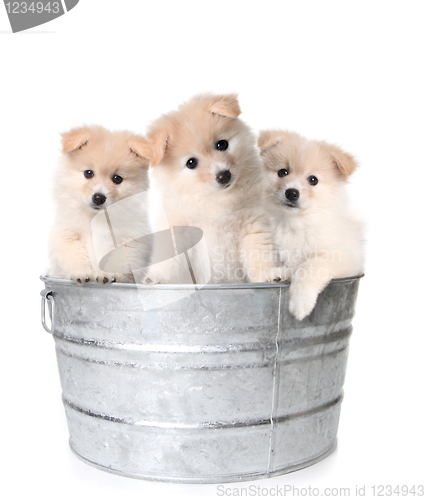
left=41, top=289, right=55, bottom=334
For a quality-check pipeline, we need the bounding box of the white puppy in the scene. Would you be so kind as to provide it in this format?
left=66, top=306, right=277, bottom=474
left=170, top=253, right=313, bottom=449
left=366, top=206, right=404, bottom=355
left=259, top=130, right=364, bottom=320
left=49, top=125, right=152, bottom=284
left=142, top=93, right=280, bottom=284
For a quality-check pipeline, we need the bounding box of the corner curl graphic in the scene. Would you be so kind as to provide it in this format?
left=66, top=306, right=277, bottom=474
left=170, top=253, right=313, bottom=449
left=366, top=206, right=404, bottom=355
left=4, top=0, right=79, bottom=33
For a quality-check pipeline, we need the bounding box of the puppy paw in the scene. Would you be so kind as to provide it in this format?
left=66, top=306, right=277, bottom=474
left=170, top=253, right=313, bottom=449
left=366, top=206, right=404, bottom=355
left=289, top=285, right=319, bottom=321
left=262, top=267, right=290, bottom=283
left=94, top=272, right=117, bottom=285
left=70, top=270, right=130, bottom=285
left=71, top=269, right=94, bottom=284
left=139, top=267, right=166, bottom=285
left=143, top=276, right=160, bottom=285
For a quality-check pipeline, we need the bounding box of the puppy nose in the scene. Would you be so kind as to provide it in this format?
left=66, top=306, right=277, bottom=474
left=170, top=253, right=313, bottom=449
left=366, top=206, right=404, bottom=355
left=92, top=193, right=106, bottom=206
left=216, top=170, right=232, bottom=185
left=285, top=188, right=299, bottom=202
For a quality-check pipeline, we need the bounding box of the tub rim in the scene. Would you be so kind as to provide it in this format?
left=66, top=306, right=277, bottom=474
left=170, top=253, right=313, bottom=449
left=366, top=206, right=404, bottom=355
left=40, top=273, right=364, bottom=291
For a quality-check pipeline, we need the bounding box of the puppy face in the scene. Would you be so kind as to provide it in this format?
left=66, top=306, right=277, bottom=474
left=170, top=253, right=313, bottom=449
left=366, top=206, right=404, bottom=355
left=59, top=125, right=151, bottom=212
left=258, top=130, right=358, bottom=214
left=147, top=93, right=257, bottom=198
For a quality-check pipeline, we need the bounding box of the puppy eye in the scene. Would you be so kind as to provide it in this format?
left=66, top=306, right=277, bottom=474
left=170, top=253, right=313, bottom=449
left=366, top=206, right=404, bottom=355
left=308, top=175, right=318, bottom=186
left=278, top=168, right=289, bottom=177
left=112, top=175, right=123, bottom=184
left=216, top=140, right=228, bottom=151
left=186, top=158, right=198, bottom=169
left=84, top=170, right=94, bottom=179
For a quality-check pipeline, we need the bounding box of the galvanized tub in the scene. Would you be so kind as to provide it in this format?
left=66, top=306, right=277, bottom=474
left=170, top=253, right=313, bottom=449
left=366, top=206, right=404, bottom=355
left=40, top=275, right=362, bottom=483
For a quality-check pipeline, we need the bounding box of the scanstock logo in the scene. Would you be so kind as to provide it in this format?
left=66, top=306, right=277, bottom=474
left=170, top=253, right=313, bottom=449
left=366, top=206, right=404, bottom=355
left=4, top=1, right=79, bottom=32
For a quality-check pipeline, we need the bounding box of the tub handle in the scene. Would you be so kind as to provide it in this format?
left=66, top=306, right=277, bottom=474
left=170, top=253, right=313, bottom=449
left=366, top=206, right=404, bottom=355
left=41, top=289, right=55, bottom=335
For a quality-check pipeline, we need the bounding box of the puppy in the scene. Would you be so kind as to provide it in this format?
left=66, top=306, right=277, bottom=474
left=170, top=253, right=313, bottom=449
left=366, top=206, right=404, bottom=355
left=259, top=130, right=364, bottom=320
left=142, top=93, right=279, bottom=284
left=49, top=125, right=152, bottom=284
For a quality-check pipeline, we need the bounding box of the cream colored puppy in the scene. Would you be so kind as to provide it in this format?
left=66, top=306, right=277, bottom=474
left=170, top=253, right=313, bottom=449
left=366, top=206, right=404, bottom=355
left=139, top=93, right=279, bottom=284
left=49, top=125, right=152, bottom=284
left=259, top=130, right=364, bottom=320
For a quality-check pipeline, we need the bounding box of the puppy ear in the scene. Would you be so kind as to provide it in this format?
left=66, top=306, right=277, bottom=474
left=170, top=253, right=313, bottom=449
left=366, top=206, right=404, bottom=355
left=329, top=145, right=358, bottom=177
left=206, top=93, right=241, bottom=118
left=148, top=129, right=169, bottom=167
left=258, top=130, right=287, bottom=153
left=128, top=136, right=152, bottom=166
left=61, top=127, right=90, bottom=153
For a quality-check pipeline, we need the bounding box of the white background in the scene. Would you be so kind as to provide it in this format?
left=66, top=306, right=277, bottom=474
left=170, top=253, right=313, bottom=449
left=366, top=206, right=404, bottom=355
left=1, top=1, right=425, bottom=498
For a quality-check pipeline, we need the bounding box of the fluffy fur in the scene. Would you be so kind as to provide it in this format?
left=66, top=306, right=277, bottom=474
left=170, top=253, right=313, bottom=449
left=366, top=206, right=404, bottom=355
left=259, top=130, right=364, bottom=320
left=49, top=125, right=152, bottom=284
left=146, top=93, right=280, bottom=284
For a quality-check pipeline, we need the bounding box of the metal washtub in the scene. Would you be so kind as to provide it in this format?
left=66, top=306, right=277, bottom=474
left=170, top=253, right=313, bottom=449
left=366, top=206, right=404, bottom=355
left=40, top=275, right=362, bottom=483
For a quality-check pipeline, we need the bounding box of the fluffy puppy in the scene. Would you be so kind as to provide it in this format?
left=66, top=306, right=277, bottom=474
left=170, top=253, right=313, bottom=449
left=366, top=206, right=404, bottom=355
left=49, top=125, right=152, bottom=284
left=144, top=93, right=279, bottom=284
left=259, top=130, right=364, bottom=320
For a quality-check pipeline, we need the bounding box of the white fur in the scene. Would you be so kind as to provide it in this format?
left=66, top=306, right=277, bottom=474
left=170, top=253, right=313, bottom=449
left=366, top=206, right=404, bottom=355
left=49, top=125, right=152, bottom=284
left=260, top=130, right=364, bottom=320
left=146, top=93, right=280, bottom=284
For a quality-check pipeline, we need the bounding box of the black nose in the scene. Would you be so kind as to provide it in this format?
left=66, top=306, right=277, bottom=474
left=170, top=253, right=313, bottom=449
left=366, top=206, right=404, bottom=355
left=92, top=193, right=106, bottom=206
left=285, top=188, right=299, bottom=202
left=216, top=170, right=232, bottom=185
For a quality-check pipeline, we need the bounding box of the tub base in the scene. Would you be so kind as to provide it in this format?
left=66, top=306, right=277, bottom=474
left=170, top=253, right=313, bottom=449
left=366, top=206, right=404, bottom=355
left=69, top=440, right=337, bottom=484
